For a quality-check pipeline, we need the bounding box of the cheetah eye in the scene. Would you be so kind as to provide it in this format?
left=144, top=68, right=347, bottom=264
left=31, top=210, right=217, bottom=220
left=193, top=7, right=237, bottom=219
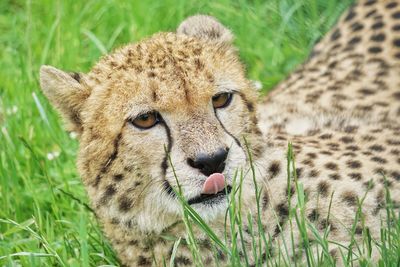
left=130, top=111, right=161, bottom=129
left=212, top=92, right=233, bottom=109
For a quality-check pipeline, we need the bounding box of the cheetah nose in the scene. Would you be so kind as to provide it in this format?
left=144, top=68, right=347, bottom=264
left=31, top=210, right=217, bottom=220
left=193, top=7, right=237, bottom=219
left=187, top=147, right=229, bottom=176
left=202, top=173, right=225, bottom=195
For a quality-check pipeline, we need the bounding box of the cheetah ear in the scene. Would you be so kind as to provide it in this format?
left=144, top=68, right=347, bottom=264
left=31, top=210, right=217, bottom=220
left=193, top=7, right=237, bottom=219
left=39, top=65, right=91, bottom=135
left=177, top=15, right=233, bottom=43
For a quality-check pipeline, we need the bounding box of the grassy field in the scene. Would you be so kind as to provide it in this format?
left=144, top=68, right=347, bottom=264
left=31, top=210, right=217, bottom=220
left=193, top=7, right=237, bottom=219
left=5, top=0, right=398, bottom=266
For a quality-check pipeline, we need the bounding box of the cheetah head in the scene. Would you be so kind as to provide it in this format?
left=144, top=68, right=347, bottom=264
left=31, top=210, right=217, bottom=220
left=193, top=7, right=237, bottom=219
left=39, top=16, right=264, bottom=233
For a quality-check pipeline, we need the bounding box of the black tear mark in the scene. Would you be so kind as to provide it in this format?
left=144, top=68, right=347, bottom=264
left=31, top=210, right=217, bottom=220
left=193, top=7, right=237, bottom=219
left=160, top=121, right=173, bottom=177
left=93, top=132, right=122, bottom=187
left=213, top=108, right=243, bottom=150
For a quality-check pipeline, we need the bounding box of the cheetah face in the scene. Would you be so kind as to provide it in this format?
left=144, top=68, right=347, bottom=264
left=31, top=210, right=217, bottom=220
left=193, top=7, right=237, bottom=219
left=40, top=16, right=261, bottom=232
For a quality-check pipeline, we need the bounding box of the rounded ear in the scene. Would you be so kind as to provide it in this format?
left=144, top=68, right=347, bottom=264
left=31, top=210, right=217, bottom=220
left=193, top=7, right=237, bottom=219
left=39, top=65, right=91, bottom=135
left=177, top=15, right=233, bottom=43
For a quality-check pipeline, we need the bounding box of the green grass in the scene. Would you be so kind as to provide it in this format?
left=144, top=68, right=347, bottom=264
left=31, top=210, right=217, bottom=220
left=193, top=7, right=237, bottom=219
left=4, top=0, right=398, bottom=266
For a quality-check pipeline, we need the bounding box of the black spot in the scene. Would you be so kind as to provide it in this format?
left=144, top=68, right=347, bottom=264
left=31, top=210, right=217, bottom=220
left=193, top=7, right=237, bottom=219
left=111, top=217, right=120, bottom=225
left=348, top=36, right=362, bottom=46
left=330, top=249, right=339, bottom=259
left=387, top=139, right=400, bottom=146
left=329, top=173, right=341, bottom=180
left=307, top=152, right=318, bottom=159
left=369, top=144, right=385, bottom=152
left=351, top=22, right=364, bottom=32
left=309, top=169, right=320, bottom=178
left=317, top=180, right=330, bottom=197
left=346, top=160, right=362, bottom=169
left=371, top=156, right=387, bottom=164
left=325, top=162, right=339, bottom=171
left=393, top=39, right=400, bottom=47
left=393, top=24, right=400, bottom=31
left=262, top=191, right=269, bottom=210
left=355, top=226, right=363, bottom=235
left=137, top=256, right=151, bottom=266
left=349, top=173, right=362, bottom=180
left=286, top=185, right=295, bottom=197
left=319, top=219, right=337, bottom=232
left=343, top=152, right=356, bottom=157
left=392, top=171, right=400, bottom=181
left=319, top=133, right=332, bottom=140
left=295, top=167, right=303, bottom=179
left=364, top=0, right=376, bottom=6
left=373, top=189, right=385, bottom=215
left=365, top=9, right=377, bottom=18
left=369, top=46, right=382, bottom=53
left=344, top=9, right=357, bottom=21
left=344, top=126, right=358, bottom=133
left=330, top=29, right=341, bottom=41
left=104, top=184, right=116, bottom=197
left=363, top=179, right=375, bottom=190
left=273, top=224, right=282, bottom=237
left=129, top=239, right=139, bottom=246
left=268, top=161, right=281, bottom=179
left=194, top=58, right=204, bottom=71
left=301, top=159, right=314, bottom=167
left=346, top=145, right=359, bottom=151
left=342, top=191, right=358, bottom=206
left=390, top=149, right=400, bottom=156
left=371, top=33, right=386, bottom=42
left=374, top=167, right=387, bottom=175
left=174, top=256, right=192, bottom=265
left=386, top=2, right=398, bottom=9
left=147, top=71, right=156, bottom=78
left=216, top=249, right=226, bottom=261
left=394, top=92, right=400, bottom=100
left=118, top=196, right=132, bottom=212
left=340, top=136, right=354, bottom=144
left=371, top=21, right=384, bottom=29
left=392, top=11, right=400, bottom=19
left=276, top=202, right=289, bottom=218
left=99, top=184, right=117, bottom=205
left=307, top=209, right=320, bottom=221
left=113, top=174, right=124, bottom=181
left=328, top=61, right=338, bottom=68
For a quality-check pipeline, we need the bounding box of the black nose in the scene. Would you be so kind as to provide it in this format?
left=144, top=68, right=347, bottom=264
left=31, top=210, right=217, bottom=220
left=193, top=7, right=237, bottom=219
left=187, top=148, right=229, bottom=176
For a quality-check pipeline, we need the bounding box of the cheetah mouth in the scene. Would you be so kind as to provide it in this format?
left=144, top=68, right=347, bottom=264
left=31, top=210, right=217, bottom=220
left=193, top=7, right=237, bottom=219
left=187, top=186, right=232, bottom=206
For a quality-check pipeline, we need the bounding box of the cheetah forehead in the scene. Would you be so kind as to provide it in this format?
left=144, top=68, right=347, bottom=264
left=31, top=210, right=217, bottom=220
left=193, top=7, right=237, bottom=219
left=85, top=32, right=249, bottom=114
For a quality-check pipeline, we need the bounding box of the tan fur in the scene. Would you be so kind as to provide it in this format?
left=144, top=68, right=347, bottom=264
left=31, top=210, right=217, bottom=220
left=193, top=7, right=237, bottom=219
left=40, top=1, right=400, bottom=266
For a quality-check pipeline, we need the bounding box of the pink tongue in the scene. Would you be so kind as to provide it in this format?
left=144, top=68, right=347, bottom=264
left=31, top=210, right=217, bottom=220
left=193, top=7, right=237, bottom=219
left=202, top=173, right=225, bottom=195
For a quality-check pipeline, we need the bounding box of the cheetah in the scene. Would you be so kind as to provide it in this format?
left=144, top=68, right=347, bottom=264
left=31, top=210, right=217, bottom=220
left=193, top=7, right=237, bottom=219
left=39, top=0, right=400, bottom=265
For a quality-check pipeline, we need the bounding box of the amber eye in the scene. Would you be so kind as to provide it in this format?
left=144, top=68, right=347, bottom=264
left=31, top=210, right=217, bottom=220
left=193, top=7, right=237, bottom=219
left=212, top=93, right=233, bottom=109
left=130, top=112, right=160, bottom=129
